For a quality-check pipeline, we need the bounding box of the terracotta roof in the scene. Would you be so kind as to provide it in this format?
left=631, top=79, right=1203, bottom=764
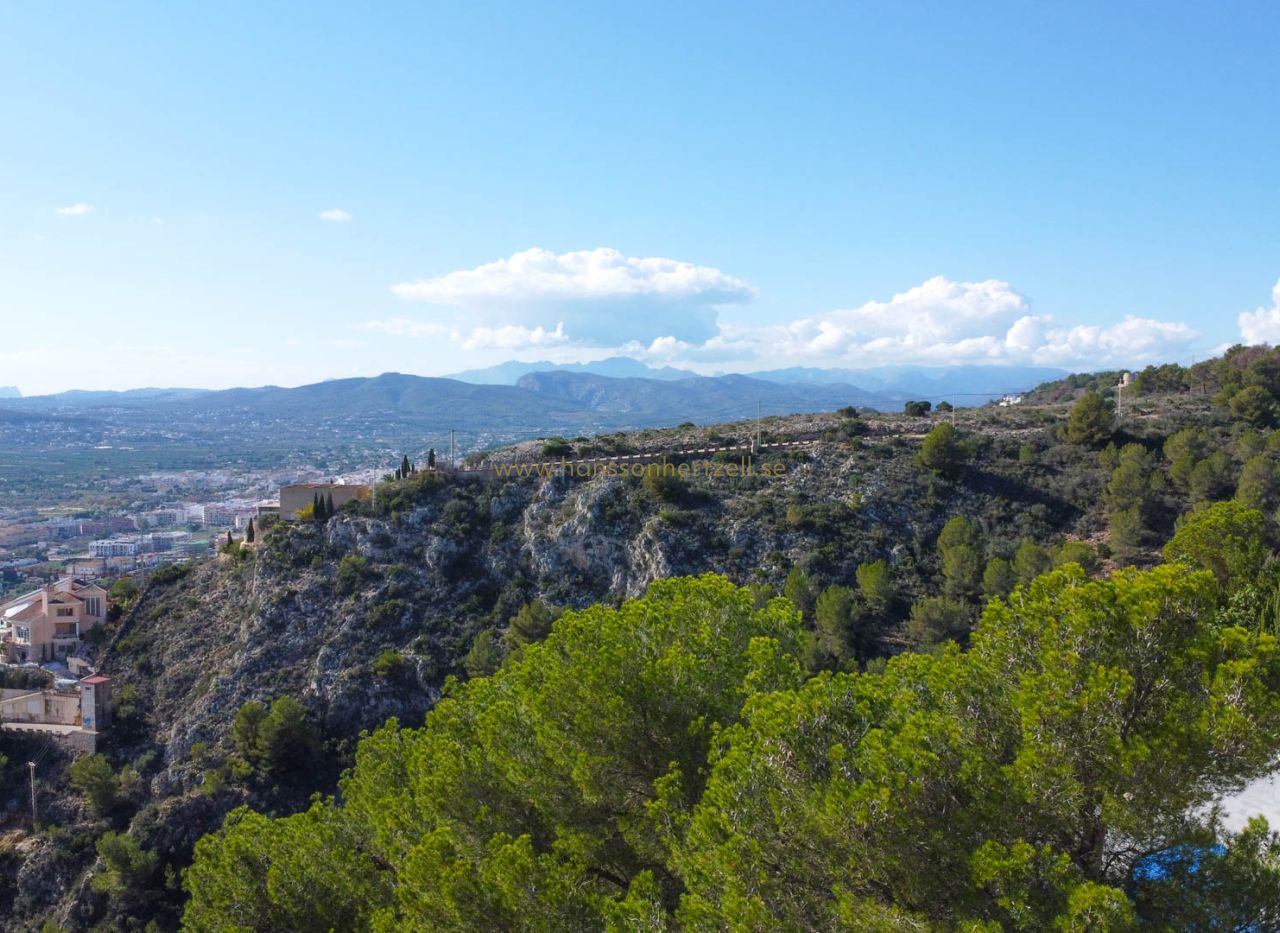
left=81, top=675, right=110, bottom=684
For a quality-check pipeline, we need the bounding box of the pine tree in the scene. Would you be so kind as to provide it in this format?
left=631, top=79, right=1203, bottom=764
left=1064, top=392, right=1115, bottom=447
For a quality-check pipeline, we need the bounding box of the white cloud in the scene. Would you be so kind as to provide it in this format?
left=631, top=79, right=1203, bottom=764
left=799, top=275, right=1030, bottom=350
left=375, top=259, right=1199, bottom=374
left=1028, top=316, right=1198, bottom=368
left=646, top=336, right=693, bottom=356
left=391, top=247, right=755, bottom=346
left=393, top=247, right=754, bottom=303
left=1239, top=279, right=1280, bottom=344
left=56, top=203, right=93, bottom=216
left=462, top=322, right=568, bottom=351
left=704, top=276, right=1036, bottom=365
left=319, top=208, right=353, bottom=222
left=636, top=276, right=1198, bottom=372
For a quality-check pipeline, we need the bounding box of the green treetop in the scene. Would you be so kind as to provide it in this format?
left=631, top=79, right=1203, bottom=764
left=1063, top=391, right=1115, bottom=447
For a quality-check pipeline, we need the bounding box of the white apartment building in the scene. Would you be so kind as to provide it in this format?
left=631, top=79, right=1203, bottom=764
left=89, top=536, right=142, bottom=558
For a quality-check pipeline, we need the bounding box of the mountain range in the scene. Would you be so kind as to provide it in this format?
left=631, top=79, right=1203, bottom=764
left=445, top=357, right=1066, bottom=398
left=0, top=362, right=1065, bottom=458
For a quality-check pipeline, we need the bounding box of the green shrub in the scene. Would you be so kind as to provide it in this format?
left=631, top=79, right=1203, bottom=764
left=1013, top=540, right=1052, bottom=584
left=508, top=600, right=559, bottom=646
left=1230, top=386, right=1278, bottom=427
left=982, top=558, right=1016, bottom=597
left=91, top=831, right=158, bottom=898
left=334, top=555, right=370, bottom=596
left=150, top=562, right=192, bottom=587
left=373, top=649, right=410, bottom=680
left=918, top=423, right=969, bottom=475
left=906, top=596, right=971, bottom=646
left=1164, top=501, right=1267, bottom=590
left=937, top=517, right=984, bottom=598
left=642, top=465, right=688, bottom=503
left=464, top=630, right=502, bottom=678
left=855, top=559, right=895, bottom=610
left=1237, top=454, right=1280, bottom=512
left=1052, top=541, right=1098, bottom=573
left=542, top=437, right=573, bottom=457
left=1063, top=392, right=1115, bottom=447
left=69, top=754, right=119, bottom=817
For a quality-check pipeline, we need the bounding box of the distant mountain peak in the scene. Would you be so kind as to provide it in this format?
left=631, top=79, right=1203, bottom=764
left=0, top=386, right=20, bottom=399
left=446, top=357, right=698, bottom=385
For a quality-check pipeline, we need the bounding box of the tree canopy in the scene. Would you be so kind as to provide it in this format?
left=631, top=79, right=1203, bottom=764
left=1163, top=500, right=1267, bottom=590
left=918, top=422, right=969, bottom=475
left=183, top=565, right=1280, bottom=931
left=1064, top=391, right=1116, bottom=447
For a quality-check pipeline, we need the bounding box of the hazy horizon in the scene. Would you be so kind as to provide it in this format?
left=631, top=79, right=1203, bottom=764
left=0, top=357, right=1074, bottom=400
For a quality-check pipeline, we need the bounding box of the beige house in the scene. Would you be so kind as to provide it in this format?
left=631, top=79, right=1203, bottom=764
left=278, top=483, right=370, bottom=521
left=0, top=674, right=113, bottom=754
left=0, top=578, right=108, bottom=663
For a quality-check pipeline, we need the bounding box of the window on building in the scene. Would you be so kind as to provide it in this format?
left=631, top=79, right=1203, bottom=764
left=56, top=607, right=74, bottom=617
left=15, top=625, right=29, bottom=640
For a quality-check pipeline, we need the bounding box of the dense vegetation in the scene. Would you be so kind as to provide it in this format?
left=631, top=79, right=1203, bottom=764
left=14, top=345, right=1280, bottom=929
left=181, top=546, right=1280, bottom=929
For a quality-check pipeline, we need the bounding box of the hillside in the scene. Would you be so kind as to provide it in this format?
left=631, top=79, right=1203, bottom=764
left=514, top=370, right=891, bottom=416
left=6, top=346, right=1280, bottom=927
left=0, top=370, right=896, bottom=507
left=0, top=366, right=1074, bottom=510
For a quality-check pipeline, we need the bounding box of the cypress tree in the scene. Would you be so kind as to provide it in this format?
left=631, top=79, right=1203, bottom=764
left=427, top=448, right=436, bottom=469
left=326, top=493, right=335, bottom=518
left=246, top=519, right=255, bottom=543
left=401, top=455, right=411, bottom=477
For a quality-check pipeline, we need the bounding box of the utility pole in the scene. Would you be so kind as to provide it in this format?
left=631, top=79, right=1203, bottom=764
left=28, top=761, right=37, bottom=826
left=450, top=430, right=456, bottom=470
left=754, top=401, right=761, bottom=454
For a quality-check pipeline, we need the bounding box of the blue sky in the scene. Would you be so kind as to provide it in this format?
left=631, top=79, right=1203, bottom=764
left=3, top=1, right=1279, bottom=394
